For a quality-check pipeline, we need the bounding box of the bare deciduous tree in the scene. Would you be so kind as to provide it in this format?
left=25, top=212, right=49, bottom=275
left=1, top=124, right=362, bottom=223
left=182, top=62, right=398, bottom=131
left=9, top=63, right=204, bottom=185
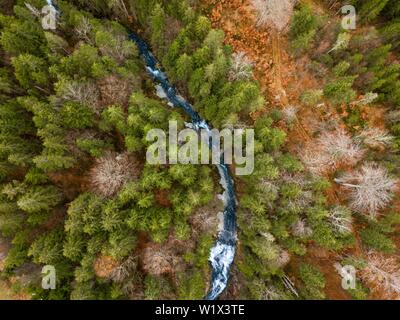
left=89, top=152, right=140, bottom=197
left=301, top=128, right=365, bottom=174
left=282, top=105, right=299, bottom=124
left=335, top=163, right=399, bottom=218
left=300, top=149, right=331, bottom=175
left=318, top=129, right=364, bottom=166
left=110, top=255, right=138, bottom=283
left=356, top=127, right=394, bottom=150
left=97, top=75, right=133, bottom=108
left=328, top=206, right=353, bottom=234
left=353, top=92, right=379, bottom=106
left=190, top=196, right=223, bottom=236
left=291, top=218, right=313, bottom=237
left=74, top=17, right=94, bottom=44
left=142, top=246, right=181, bottom=276
left=361, top=251, right=400, bottom=299
left=228, top=52, right=254, bottom=81
left=252, top=0, right=296, bottom=31
left=57, top=80, right=100, bottom=113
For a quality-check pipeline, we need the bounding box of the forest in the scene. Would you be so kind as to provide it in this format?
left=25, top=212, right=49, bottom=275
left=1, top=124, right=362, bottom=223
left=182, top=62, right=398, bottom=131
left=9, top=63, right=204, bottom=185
left=0, top=0, right=399, bottom=300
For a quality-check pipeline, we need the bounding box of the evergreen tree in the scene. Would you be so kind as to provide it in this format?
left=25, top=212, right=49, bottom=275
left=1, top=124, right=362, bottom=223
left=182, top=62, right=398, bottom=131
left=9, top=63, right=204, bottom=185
left=28, top=229, right=64, bottom=265
left=324, top=76, right=357, bottom=105
left=17, top=186, right=63, bottom=214
left=359, top=0, right=390, bottom=23
left=149, top=3, right=166, bottom=52
left=11, top=54, right=50, bottom=90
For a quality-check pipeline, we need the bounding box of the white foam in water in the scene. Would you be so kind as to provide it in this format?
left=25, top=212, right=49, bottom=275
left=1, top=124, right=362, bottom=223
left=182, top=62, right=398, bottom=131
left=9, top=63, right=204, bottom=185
left=176, top=94, right=185, bottom=104
left=184, top=122, right=194, bottom=129
left=206, top=243, right=236, bottom=300
left=192, top=119, right=211, bottom=132
left=155, top=84, right=167, bottom=99
left=217, top=166, right=230, bottom=197
left=146, top=66, right=157, bottom=77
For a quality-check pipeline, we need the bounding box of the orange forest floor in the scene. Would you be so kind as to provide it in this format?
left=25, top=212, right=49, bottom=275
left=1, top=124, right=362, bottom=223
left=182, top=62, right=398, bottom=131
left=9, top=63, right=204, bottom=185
left=204, top=0, right=399, bottom=300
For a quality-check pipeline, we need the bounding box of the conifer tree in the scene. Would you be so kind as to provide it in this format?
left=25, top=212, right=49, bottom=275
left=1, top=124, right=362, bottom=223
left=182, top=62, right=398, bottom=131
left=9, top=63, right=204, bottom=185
left=17, top=186, right=63, bottom=214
